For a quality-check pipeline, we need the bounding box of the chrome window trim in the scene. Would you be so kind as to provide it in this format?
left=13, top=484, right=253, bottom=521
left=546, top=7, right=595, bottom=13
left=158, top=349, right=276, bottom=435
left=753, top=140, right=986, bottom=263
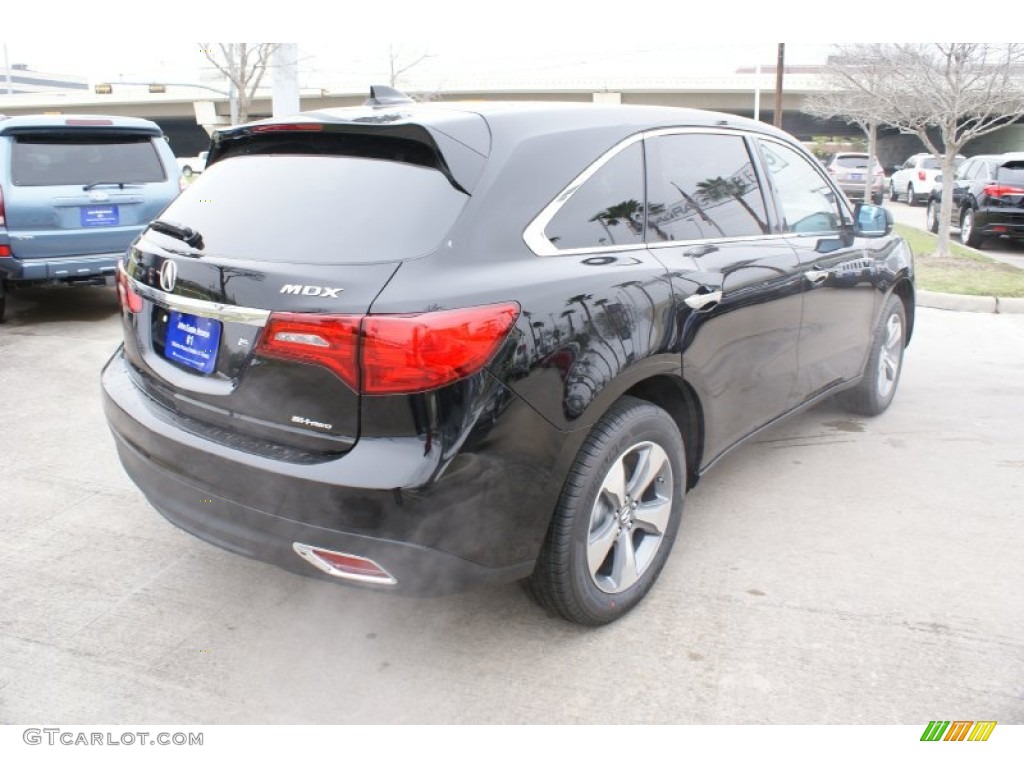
left=122, top=264, right=271, bottom=327
left=523, top=126, right=781, bottom=257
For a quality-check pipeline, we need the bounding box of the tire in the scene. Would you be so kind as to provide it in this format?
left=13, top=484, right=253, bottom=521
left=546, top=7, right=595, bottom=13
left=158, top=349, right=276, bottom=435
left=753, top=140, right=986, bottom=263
left=525, top=396, right=685, bottom=625
left=961, top=208, right=984, bottom=248
left=906, top=184, right=917, bottom=206
left=889, top=181, right=898, bottom=202
left=838, top=293, right=906, bottom=417
left=926, top=199, right=940, bottom=233
left=0, top=283, right=6, bottom=323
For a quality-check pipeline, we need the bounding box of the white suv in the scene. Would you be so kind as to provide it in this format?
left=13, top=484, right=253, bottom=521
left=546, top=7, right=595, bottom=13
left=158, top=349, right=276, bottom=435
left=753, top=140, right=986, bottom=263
left=889, top=153, right=965, bottom=206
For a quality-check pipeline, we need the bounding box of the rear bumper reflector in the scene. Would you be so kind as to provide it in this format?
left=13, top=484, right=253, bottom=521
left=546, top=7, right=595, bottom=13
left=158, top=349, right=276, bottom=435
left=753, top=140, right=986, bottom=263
left=293, top=543, right=398, bottom=586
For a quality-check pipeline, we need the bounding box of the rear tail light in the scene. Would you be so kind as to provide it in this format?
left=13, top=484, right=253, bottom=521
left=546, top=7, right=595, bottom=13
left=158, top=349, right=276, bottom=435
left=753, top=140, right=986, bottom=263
left=983, top=184, right=1024, bottom=197
left=0, top=245, right=10, bottom=257
left=255, top=302, right=520, bottom=395
left=250, top=123, right=324, bottom=133
left=0, top=183, right=6, bottom=227
left=257, top=313, right=362, bottom=389
left=116, top=263, right=143, bottom=313
left=293, top=543, right=397, bottom=585
left=918, top=170, right=927, bottom=181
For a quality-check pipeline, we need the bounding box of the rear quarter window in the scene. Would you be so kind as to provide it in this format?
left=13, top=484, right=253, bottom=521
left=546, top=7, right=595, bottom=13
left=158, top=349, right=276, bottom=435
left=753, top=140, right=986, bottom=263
left=11, top=134, right=166, bottom=186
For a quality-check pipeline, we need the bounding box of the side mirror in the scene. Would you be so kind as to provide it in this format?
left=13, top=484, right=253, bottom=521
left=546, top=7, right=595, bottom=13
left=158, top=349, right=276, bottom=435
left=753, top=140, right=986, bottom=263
left=853, top=203, right=892, bottom=237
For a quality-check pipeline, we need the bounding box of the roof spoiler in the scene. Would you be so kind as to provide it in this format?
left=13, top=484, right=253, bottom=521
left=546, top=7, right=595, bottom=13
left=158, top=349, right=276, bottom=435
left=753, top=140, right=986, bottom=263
left=365, top=85, right=415, bottom=107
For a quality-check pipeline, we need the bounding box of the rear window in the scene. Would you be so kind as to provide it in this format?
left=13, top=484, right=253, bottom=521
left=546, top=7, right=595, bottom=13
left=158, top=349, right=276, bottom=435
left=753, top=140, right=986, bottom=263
left=920, top=157, right=942, bottom=170
left=835, top=156, right=869, bottom=168
left=11, top=134, right=166, bottom=186
left=997, top=161, right=1024, bottom=185
left=159, top=154, right=468, bottom=264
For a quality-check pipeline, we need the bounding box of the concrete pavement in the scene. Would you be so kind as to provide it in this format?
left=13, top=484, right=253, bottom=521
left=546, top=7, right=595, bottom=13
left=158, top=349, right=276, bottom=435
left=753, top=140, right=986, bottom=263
left=0, top=285, right=1021, bottom=724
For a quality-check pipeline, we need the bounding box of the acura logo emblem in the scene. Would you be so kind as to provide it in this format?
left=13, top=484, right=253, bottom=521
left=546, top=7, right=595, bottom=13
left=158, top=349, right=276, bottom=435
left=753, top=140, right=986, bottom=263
left=159, top=260, right=178, bottom=293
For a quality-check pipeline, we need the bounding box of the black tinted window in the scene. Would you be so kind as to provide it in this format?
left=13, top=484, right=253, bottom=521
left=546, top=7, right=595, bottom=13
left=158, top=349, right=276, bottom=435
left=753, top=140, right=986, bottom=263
left=544, top=142, right=645, bottom=250
left=158, top=155, right=468, bottom=264
left=645, top=133, right=768, bottom=241
left=759, top=140, right=844, bottom=234
left=11, top=135, right=166, bottom=186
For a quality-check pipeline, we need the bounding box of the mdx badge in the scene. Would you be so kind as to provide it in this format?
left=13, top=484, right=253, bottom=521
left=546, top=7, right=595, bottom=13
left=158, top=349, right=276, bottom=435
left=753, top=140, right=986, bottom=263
left=159, top=260, right=178, bottom=292
left=280, top=284, right=344, bottom=298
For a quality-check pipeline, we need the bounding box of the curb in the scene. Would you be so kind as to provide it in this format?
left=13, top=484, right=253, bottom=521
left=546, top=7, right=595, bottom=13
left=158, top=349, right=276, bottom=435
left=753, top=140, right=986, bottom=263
left=917, top=290, right=1024, bottom=314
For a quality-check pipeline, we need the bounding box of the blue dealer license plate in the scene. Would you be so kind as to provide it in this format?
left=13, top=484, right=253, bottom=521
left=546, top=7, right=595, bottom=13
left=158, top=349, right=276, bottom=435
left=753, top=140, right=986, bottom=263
left=81, top=205, right=120, bottom=227
left=165, top=312, right=221, bottom=375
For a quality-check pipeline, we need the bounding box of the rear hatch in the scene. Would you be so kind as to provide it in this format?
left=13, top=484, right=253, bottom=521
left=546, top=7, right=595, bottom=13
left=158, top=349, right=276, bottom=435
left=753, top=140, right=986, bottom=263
left=1, top=124, right=178, bottom=262
left=117, top=116, right=482, bottom=458
left=989, top=160, right=1024, bottom=216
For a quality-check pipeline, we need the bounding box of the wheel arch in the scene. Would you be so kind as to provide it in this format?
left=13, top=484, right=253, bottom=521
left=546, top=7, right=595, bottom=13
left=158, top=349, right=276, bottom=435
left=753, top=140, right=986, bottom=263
left=891, top=276, right=915, bottom=346
left=622, top=375, right=704, bottom=490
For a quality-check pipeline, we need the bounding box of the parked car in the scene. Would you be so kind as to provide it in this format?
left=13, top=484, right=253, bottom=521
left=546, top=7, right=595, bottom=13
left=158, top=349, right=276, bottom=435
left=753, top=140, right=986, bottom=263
left=889, top=152, right=965, bottom=206
left=176, top=151, right=208, bottom=176
left=824, top=152, right=885, bottom=204
left=925, top=152, right=1024, bottom=248
left=0, top=114, right=181, bottom=321
left=102, top=91, right=915, bottom=625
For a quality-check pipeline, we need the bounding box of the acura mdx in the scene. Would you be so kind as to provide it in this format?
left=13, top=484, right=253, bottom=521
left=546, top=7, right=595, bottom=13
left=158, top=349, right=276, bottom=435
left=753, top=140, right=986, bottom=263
left=102, top=91, right=914, bottom=625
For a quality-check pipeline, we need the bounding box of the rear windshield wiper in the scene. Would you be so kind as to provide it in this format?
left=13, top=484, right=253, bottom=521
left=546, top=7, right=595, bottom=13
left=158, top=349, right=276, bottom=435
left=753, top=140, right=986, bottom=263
left=83, top=181, right=139, bottom=191
left=148, top=220, right=205, bottom=252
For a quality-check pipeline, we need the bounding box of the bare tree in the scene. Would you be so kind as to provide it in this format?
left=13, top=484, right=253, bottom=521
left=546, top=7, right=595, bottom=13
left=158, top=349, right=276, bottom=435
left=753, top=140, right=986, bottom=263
left=199, top=43, right=280, bottom=125
left=803, top=63, right=887, bottom=205
left=812, top=44, right=1024, bottom=256
left=388, top=45, right=432, bottom=89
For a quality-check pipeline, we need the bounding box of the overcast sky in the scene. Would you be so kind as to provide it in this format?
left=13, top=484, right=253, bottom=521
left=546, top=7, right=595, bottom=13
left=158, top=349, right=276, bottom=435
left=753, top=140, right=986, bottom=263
left=5, top=2, right=963, bottom=92
left=5, top=41, right=835, bottom=91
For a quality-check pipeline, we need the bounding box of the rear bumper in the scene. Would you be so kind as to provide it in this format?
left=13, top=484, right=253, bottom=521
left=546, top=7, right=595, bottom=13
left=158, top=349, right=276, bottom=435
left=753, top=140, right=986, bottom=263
left=976, top=210, right=1024, bottom=238
left=111, top=432, right=533, bottom=595
left=101, top=348, right=564, bottom=595
left=0, top=252, right=121, bottom=283
left=837, top=180, right=883, bottom=200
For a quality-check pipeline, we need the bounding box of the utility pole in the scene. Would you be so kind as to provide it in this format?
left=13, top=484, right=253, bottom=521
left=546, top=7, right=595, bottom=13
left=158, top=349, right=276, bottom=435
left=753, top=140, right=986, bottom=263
left=754, top=61, right=761, bottom=122
left=3, top=44, right=12, bottom=95
left=773, top=43, right=785, bottom=129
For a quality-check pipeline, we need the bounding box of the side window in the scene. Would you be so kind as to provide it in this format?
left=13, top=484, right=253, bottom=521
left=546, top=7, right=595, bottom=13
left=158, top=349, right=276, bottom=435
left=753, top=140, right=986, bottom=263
left=644, top=133, right=769, bottom=241
left=544, top=142, right=645, bottom=250
left=758, top=139, right=844, bottom=234
left=956, top=160, right=974, bottom=180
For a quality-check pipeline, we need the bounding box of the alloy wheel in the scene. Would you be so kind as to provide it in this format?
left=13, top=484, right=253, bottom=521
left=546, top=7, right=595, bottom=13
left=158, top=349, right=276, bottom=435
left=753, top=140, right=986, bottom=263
left=876, top=313, right=904, bottom=401
left=587, top=441, right=673, bottom=594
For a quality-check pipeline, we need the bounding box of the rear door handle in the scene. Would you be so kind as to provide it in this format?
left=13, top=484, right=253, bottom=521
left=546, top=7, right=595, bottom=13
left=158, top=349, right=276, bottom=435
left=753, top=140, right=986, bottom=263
left=804, top=269, right=829, bottom=284
left=684, top=290, right=723, bottom=310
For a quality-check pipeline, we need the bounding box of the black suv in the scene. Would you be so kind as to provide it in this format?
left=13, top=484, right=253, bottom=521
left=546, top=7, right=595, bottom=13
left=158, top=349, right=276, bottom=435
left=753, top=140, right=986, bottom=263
left=102, top=93, right=914, bottom=625
left=926, top=152, right=1024, bottom=248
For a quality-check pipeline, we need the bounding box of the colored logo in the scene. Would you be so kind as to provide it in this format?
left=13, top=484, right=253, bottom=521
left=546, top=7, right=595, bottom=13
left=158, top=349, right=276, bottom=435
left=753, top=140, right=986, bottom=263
left=920, top=721, right=996, bottom=741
